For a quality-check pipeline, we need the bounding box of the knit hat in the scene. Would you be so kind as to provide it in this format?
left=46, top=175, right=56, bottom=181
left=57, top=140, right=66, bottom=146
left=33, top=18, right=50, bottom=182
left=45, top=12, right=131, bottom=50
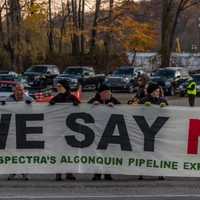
left=57, top=79, right=70, bottom=92
left=98, top=84, right=110, bottom=93
left=147, top=82, right=159, bottom=94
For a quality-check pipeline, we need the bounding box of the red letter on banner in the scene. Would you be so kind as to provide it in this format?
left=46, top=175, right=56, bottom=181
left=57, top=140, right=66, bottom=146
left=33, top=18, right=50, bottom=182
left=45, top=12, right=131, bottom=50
left=187, top=119, right=200, bottom=154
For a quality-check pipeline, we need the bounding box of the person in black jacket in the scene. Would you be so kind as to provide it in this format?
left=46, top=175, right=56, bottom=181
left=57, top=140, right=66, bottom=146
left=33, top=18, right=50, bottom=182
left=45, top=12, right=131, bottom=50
left=49, top=80, right=80, bottom=105
left=128, top=75, right=148, bottom=105
left=140, top=82, right=168, bottom=106
left=88, top=84, right=120, bottom=181
left=138, top=82, right=167, bottom=181
left=49, top=80, right=80, bottom=181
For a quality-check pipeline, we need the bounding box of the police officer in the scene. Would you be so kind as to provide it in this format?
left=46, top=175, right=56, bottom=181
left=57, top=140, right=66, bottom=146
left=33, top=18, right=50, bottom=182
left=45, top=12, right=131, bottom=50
left=187, top=79, right=197, bottom=107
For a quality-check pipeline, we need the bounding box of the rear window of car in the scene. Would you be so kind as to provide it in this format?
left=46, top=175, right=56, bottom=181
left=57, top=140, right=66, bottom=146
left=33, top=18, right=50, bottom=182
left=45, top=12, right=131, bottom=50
left=26, top=66, right=47, bottom=73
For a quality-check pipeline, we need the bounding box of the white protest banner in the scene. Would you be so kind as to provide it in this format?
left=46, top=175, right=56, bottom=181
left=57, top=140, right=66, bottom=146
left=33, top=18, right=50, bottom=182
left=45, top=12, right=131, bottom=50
left=0, top=102, right=200, bottom=177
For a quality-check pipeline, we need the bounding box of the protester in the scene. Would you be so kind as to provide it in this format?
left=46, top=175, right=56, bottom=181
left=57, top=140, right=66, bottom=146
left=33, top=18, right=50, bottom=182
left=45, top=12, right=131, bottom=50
left=88, top=84, right=121, bottom=181
left=186, top=78, right=197, bottom=107
left=128, top=75, right=148, bottom=105
left=138, top=82, right=168, bottom=180
left=7, top=83, right=34, bottom=180
left=49, top=79, right=80, bottom=181
left=140, top=82, right=168, bottom=106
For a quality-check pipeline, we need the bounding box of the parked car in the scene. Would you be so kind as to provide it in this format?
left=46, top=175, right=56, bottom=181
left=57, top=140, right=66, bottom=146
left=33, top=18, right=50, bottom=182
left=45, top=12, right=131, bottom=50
left=104, top=66, right=144, bottom=93
left=23, top=65, right=60, bottom=88
left=150, top=67, right=191, bottom=96
left=177, top=74, right=200, bottom=97
left=54, top=66, right=105, bottom=91
left=0, top=81, right=16, bottom=101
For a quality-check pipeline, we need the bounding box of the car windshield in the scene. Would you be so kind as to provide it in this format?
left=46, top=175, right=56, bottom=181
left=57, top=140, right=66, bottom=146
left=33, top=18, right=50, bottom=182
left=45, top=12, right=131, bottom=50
left=0, top=75, right=15, bottom=81
left=63, top=68, right=83, bottom=75
left=192, top=76, right=200, bottom=84
left=26, top=66, right=47, bottom=73
left=113, top=68, right=134, bottom=76
left=153, top=70, right=175, bottom=78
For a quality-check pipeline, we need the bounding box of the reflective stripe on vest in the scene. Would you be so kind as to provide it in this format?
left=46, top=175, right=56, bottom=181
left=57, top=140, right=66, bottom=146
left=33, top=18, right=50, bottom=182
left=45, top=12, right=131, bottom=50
left=187, top=82, right=197, bottom=95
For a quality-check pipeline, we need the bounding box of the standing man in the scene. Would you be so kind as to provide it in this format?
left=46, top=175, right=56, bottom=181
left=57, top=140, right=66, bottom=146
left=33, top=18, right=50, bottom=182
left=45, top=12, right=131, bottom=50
left=7, top=83, right=34, bottom=180
left=49, top=79, right=80, bottom=181
left=88, top=84, right=121, bottom=181
left=187, top=79, right=197, bottom=107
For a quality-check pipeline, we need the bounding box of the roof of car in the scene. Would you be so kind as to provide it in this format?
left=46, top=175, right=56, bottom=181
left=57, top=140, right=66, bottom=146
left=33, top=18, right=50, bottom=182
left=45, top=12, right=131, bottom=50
left=31, top=65, right=57, bottom=68
left=159, top=67, right=186, bottom=71
left=66, top=66, right=94, bottom=69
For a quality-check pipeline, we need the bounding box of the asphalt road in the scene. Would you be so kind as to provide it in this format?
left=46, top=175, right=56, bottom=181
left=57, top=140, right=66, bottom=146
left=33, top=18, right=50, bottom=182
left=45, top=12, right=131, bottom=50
left=1, top=92, right=200, bottom=200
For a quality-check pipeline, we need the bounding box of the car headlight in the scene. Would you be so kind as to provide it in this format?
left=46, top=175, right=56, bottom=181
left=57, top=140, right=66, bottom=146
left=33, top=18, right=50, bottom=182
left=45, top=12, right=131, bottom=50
left=179, top=85, right=184, bottom=90
left=165, top=81, right=171, bottom=87
left=34, top=76, right=40, bottom=80
left=105, top=78, right=109, bottom=82
left=71, top=79, right=78, bottom=83
left=124, top=78, right=129, bottom=83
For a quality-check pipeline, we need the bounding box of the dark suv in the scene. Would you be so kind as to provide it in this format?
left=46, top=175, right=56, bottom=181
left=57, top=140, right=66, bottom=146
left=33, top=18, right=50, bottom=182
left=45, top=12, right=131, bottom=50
left=24, top=65, right=60, bottom=88
left=54, top=66, right=105, bottom=90
left=150, top=67, right=191, bottom=96
left=104, top=66, right=144, bottom=93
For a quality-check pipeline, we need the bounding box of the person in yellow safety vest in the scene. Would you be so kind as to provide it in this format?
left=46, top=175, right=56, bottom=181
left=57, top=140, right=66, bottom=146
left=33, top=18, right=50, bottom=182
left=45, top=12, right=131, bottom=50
left=187, top=79, right=197, bottom=107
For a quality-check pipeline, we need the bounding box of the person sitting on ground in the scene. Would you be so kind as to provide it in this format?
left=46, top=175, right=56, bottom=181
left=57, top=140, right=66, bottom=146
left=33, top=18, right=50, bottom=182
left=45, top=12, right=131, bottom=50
left=7, top=83, right=34, bottom=181
left=88, top=84, right=121, bottom=181
left=49, top=80, right=80, bottom=181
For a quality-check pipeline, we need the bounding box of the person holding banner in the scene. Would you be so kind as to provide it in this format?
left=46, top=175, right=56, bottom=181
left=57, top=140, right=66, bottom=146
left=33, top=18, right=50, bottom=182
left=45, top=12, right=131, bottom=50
left=88, top=84, right=121, bottom=181
left=49, top=79, right=80, bottom=181
left=7, top=83, right=34, bottom=180
left=140, top=82, right=168, bottom=106
left=128, top=75, right=148, bottom=105
left=138, top=82, right=168, bottom=181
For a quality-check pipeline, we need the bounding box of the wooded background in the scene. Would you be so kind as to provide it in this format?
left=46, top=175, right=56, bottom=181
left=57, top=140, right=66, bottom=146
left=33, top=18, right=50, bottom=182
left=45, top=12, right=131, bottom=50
left=0, top=0, right=199, bottom=72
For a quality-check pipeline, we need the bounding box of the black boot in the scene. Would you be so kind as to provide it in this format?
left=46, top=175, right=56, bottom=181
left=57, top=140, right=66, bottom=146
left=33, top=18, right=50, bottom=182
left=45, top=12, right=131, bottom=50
left=92, top=174, right=101, bottom=181
left=104, top=174, right=113, bottom=181
left=66, top=173, right=76, bottom=180
left=158, top=176, right=165, bottom=180
left=56, top=174, right=62, bottom=181
left=138, top=176, right=143, bottom=180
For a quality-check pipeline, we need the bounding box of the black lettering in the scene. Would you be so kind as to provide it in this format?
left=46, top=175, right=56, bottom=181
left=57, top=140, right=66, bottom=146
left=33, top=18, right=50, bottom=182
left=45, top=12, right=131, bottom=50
left=0, top=114, right=11, bottom=149
left=133, top=116, right=169, bottom=152
left=16, top=114, right=44, bottom=149
left=66, top=113, right=95, bottom=148
left=97, top=114, right=132, bottom=151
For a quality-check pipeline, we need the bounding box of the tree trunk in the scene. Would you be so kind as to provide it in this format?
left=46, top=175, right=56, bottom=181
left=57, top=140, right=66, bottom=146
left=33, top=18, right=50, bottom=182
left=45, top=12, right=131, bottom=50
left=48, top=0, right=54, bottom=53
left=90, top=0, right=101, bottom=55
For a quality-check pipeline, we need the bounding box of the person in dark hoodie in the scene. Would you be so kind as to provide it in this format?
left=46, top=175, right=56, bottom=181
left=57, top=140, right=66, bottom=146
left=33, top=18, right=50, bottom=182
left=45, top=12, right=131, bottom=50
left=140, top=82, right=168, bottom=106
left=128, top=74, right=148, bottom=105
left=49, top=80, right=80, bottom=181
left=88, top=84, right=120, bottom=181
left=49, top=80, right=80, bottom=105
left=138, top=82, right=167, bottom=181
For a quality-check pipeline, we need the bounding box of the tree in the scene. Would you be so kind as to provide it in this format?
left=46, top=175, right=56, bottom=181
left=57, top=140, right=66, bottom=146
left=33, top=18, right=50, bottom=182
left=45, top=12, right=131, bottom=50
left=160, top=0, right=200, bottom=67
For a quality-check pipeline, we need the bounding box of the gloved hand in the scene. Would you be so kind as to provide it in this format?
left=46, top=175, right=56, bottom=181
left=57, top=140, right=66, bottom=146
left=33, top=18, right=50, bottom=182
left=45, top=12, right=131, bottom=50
left=160, top=102, right=167, bottom=108
left=49, top=101, right=55, bottom=105
left=1, top=101, right=6, bottom=106
left=144, top=101, right=151, bottom=107
left=107, top=102, right=114, bottom=107
left=73, top=101, right=79, bottom=106
left=93, top=101, right=100, bottom=105
left=25, top=100, right=32, bottom=105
